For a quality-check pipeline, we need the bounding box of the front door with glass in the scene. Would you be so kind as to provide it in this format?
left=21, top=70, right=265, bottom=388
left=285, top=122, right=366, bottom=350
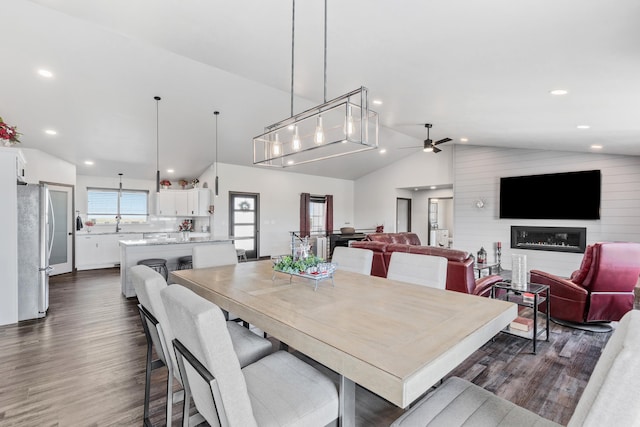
left=229, top=192, right=259, bottom=259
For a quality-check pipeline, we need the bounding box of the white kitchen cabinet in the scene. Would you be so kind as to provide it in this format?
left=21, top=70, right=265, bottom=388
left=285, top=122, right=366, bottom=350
left=158, top=191, right=176, bottom=216
left=76, top=233, right=143, bottom=270
left=158, top=189, right=210, bottom=217
left=188, top=189, right=211, bottom=216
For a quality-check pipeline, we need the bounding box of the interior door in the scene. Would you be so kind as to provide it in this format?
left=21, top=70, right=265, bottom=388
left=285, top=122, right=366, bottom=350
left=229, top=192, right=259, bottom=259
left=47, top=184, right=73, bottom=275
left=396, top=197, right=411, bottom=232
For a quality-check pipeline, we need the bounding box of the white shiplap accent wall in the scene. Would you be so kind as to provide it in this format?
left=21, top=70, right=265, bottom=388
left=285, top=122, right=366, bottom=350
left=454, top=145, right=640, bottom=276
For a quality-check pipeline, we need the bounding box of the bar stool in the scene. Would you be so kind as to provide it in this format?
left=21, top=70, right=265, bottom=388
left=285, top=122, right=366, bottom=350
left=178, top=255, right=192, bottom=270
left=137, top=258, right=168, bottom=280
left=236, top=249, right=248, bottom=262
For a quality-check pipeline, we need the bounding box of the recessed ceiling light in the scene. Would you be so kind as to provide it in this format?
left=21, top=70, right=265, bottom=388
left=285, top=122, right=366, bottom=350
left=287, top=160, right=294, bottom=165
left=577, top=125, right=591, bottom=129
left=591, top=145, right=603, bottom=150
left=550, top=89, right=568, bottom=95
left=167, top=169, right=175, bottom=173
left=44, top=129, right=57, bottom=135
left=460, top=138, right=468, bottom=142
left=84, top=160, right=94, bottom=165
left=414, top=188, right=418, bottom=191
left=430, top=186, right=437, bottom=190
left=38, top=69, right=54, bottom=78
left=379, top=148, right=387, bottom=154
left=373, top=99, right=383, bottom=105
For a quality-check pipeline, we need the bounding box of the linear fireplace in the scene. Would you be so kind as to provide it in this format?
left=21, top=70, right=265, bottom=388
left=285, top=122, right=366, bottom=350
left=511, top=226, right=587, bottom=253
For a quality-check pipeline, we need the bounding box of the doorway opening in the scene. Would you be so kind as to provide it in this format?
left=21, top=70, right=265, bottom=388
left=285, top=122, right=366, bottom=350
left=396, top=198, right=412, bottom=232
left=428, top=197, right=453, bottom=248
left=45, top=183, right=74, bottom=275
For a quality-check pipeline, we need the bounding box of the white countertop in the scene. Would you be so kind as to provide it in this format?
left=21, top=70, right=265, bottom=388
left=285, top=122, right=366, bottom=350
left=119, top=237, right=231, bottom=246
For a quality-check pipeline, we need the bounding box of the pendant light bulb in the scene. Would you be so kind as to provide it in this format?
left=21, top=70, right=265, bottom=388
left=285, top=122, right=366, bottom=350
left=272, top=132, right=282, bottom=156
left=292, top=125, right=301, bottom=151
left=344, top=105, right=354, bottom=137
left=314, top=115, right=325, bottom=144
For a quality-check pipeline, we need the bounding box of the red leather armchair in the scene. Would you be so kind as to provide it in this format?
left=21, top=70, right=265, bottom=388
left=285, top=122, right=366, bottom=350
left=530, top=242, right=640, bottom=323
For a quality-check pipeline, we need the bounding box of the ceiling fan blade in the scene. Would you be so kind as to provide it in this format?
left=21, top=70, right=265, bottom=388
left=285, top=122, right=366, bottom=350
left=433, top=137, right=452, bottom=146
left=398, top=145, right=423, bottom=149
left=432, top=146, right=442, bottom=153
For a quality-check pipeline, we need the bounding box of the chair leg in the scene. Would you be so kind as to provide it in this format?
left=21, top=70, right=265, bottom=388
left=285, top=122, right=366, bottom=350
left=181, top=386, right=191, bottom=427
left=166, top=373, right=173, bottom=427
left=143, top=340, right=153, bottom=426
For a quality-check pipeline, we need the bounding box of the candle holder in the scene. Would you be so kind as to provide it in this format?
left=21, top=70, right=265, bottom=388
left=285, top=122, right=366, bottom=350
left=496, top=242, right=502, bottom=271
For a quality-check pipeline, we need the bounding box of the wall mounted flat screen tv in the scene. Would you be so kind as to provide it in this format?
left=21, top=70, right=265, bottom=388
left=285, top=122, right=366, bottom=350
left=499, top=170, right=601, bottom=220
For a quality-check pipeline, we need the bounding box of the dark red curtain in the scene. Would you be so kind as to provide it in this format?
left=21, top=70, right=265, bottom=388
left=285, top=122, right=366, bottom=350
left=324, top=194, right=333, bottom=236
left=300, top=193, right=311, bottom=238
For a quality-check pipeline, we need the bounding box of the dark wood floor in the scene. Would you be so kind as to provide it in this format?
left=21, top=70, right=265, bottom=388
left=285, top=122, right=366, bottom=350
left=0, top=268, right=612, bottom=426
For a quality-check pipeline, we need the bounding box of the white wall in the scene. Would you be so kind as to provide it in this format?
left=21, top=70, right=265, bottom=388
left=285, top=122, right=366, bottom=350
left=198, top=162, right=355, bottom=257
left=21, top=148, right=76, bottom=185
left=453, top=145, right=640, bottom=276
left=355, top=147, right=454, bottom=233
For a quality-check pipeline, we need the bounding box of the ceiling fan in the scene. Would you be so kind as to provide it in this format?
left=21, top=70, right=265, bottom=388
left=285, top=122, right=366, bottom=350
left=400, top=124, right=452, bottom=153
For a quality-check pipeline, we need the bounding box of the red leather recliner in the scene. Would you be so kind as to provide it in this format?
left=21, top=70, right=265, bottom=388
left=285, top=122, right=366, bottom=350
left=530, top=242, right=640, bottom=323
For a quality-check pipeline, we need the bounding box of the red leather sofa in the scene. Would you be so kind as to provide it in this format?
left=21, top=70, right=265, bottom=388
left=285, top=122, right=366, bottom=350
left=350, top=232, right=502, bottom=296
left=530, top=242, right=640, bottom=323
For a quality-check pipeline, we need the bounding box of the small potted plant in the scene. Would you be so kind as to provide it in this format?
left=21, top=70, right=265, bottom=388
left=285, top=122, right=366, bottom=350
left=160, top=179, right=171, bottom=189
left=0, top=116, right=21, bottom=146
left=191, top=178, right=199, bottom=188
left=84, top=220, right=95, bottom=232
left=179, top=179, right=188, bottom=189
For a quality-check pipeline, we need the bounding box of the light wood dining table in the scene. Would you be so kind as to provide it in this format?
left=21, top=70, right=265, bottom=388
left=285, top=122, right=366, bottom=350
left=170, top=260, right=517, bottom=426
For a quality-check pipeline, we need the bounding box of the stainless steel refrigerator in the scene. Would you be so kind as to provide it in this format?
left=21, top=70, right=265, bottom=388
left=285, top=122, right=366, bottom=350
left=17, top=184, right=54, bottom=320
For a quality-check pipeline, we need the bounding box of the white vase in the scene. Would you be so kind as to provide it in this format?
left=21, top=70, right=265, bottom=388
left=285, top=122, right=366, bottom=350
left=2, top=139, right=12, bottom=147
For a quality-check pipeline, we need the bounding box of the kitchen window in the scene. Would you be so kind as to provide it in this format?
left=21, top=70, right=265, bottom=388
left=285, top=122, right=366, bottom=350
left=87, top=188, right=149, bottom=224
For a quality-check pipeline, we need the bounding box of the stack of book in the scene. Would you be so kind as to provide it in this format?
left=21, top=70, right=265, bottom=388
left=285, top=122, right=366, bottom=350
left=522, top=292, right=535, bottom=304
left=509, top=316, right=534, bottom=332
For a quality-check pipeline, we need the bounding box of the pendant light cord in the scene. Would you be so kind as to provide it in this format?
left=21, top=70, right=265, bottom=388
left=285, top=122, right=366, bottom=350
left=323, top=0, right=327, bottom=103
left=290, top=0, right=295, bottom=117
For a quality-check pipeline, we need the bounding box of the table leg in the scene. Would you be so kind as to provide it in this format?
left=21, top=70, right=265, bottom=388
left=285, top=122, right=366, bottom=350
left=339, top=375, right=355, bottom=427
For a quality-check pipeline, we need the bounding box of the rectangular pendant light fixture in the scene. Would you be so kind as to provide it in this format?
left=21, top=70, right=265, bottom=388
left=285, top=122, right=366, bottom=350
left=253, top=86, right=378, bottom=167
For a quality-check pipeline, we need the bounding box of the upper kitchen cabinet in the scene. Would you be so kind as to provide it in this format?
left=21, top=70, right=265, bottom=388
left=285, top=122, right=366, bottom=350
left=158, top=189, right=210, bottom=217
left=188, top=189, right=211, bottom=217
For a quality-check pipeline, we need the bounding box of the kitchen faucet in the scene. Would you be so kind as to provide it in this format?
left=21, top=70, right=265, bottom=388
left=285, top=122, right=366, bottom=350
left=115, top=215, right=121, bottom=233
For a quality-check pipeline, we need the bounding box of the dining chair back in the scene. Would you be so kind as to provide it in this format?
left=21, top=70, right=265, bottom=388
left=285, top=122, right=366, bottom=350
left=192, top=243, right=238, bottom=269
left=332, top=246, right=374, bottom=275
left=387, top=252, right=448, bottom=289
left=162, top=284, right=340, bottom=427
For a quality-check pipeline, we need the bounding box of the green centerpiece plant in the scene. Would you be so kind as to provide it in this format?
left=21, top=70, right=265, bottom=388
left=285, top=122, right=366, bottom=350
left=274, top=254, right=324, bottom=274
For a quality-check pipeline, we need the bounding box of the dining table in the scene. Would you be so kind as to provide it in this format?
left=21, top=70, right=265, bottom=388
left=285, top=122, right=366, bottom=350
left=170, top=260, right=517, bottom=427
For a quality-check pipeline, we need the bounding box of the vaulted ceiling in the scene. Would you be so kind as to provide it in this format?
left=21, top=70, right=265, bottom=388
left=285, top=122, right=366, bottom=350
left=2, top=0, right=639, bottom=181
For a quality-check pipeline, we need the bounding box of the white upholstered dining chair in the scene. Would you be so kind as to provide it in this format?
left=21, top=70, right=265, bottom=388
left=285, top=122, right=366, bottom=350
left=192, top=243, right=238, bottom=269
left=161, top=284, right=340, bottom=427
left=331, top=246, right=374, bottom=275
left=192, top=243, right=244, bottom=323
left=387, top=252, right=448, bottom=289
left=130, top=265, right=273, bottom=427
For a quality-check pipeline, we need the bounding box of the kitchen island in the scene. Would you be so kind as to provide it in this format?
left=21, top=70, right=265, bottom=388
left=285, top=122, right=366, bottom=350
left=119, top=237, right=232, bottom=297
